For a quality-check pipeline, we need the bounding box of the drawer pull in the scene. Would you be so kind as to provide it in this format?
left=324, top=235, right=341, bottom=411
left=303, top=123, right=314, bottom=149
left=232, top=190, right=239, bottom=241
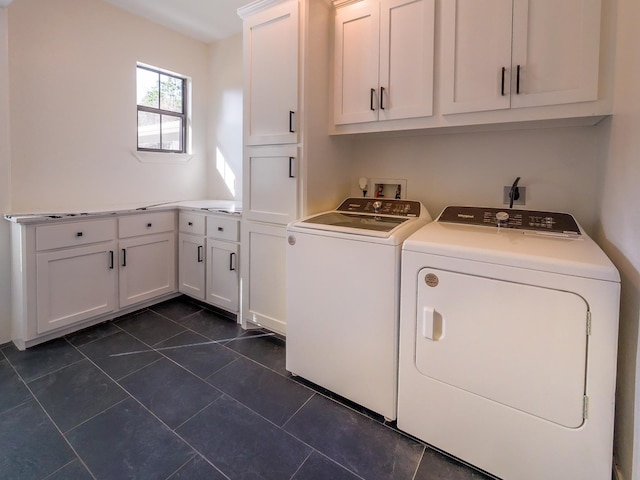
left=218, top=227, right=224, bottom=232
left=197, top=245, right=203, bottom=263
left=121, top=248, right=127, bottom=267
left=109, top=250, right=114, bottom=270
left=229, top=252, right=237, bottom=271
left=76, top=232, right=83, bottom=237
left=188, top=222, right=193, bottom=226
left=147, top=223, right=152, bottom=228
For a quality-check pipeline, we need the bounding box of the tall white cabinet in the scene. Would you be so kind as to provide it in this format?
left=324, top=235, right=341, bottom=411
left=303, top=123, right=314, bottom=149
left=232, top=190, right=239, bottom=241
left=238, top=0, right=350, bottom=335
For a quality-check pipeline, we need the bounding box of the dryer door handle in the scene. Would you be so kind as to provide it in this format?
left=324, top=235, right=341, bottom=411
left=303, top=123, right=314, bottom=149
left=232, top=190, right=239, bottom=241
left=421, top=306, right=444, bottom=341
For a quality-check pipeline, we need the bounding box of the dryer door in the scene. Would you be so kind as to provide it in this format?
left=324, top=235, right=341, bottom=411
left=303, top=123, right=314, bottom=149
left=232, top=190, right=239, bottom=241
left=415, top=268, right=588, bottom=428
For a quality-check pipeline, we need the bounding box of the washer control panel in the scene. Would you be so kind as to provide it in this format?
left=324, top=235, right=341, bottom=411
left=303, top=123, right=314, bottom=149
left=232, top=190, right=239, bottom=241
left=337, top=198, right=421, bottom=217
left=438, top=206, right=581, bottom=235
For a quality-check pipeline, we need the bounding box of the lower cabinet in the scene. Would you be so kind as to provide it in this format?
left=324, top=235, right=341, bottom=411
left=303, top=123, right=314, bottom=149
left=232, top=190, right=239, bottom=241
left=36, top=241, right=117, bottom=334
left=119, top=232, right=176, bottom=308
left=9, top=212, right=178, bottom=350
left=9, top=208, right=243, bottom=350
left=206, top=239, right=239, bottom=313
left=178, top=232, right=206, bottom=301
left=241, top=221, right=287, bottom=335
left=178, top=212, right=240, bottom=315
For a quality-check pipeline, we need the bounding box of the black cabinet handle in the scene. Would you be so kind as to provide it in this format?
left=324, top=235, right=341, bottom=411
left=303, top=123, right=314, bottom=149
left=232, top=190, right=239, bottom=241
left=188, top=221, right=193, bottom=226
left=109, top=250, right=114, bottom=270
left=516, top=65, right=521, bottom=94
left=147, top=223, right=152, bottom=228
left=289, top=157, right=295, bottom=178
left=76, top=232, right=83, bottom=237
left=121, top=249, right=127, bottom=267
left=197, top=245, right=203, bottom=263
left=501, top=67, right=506, bottom=96
left=370, top=88, right=376, bottom=111
left=289, top=110, right=295, bottom=133
left=229, top=252, right=236, bottom=271
left=380, top=87, right=385, bottom=110
left=218, top=226, right=224, bottom=232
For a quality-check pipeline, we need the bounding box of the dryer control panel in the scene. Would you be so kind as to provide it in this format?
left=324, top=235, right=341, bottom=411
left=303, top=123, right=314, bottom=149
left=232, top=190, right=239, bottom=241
left=337, top=198, right=421, bottom=217
left=438, top=206, right=581, bottom=236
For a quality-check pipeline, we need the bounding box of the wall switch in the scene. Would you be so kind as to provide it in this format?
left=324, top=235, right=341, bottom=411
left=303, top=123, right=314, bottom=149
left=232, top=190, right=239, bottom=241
left=503, top=186, right=526, bottom=205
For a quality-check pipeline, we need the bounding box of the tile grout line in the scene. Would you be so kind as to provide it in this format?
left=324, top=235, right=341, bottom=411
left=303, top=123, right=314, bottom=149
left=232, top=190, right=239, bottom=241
left=68, top=331, right=238, bottom=480
left=3, top=338, right=99, bottom=480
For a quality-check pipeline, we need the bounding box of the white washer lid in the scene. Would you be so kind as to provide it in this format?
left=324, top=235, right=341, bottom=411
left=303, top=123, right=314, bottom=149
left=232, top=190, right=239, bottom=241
left=403, top=221, right=620, bottom=282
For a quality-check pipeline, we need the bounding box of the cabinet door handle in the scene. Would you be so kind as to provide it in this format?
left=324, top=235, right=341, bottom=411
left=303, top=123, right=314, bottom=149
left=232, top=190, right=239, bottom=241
left=147, top=223, right=152, bottom=228
left=501, top=67, right=506, bottom=96
left=109, top=250, right=114, bottom=269
left=197, top=245, right=203, bottom=263
left=229, top=252, right=236, bottom=271
left=218, top=226, right=224, bottom=232
left=380, top=87, right=385, bottom=110
left=188, top=221, right=193, bottom=226
left=516, top=64, right=521, bottom=94
left=121, top=248, right=127, bottom=267
left=289, top=157, right=295, bottom=178
left=76, top=232, right=83, bottom=237
left=289, top=110, right=295, bottom=133
left=370, top=88, right=376, bottom=111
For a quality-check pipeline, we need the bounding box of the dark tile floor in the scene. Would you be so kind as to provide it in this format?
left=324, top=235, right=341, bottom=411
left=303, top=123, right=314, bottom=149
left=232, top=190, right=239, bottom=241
left=0, top=296, right=496, bottom=480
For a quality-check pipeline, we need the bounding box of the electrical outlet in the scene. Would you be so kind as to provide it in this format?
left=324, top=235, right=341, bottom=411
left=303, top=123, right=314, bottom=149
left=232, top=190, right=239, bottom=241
left=503, top=186, right=526, bottom=205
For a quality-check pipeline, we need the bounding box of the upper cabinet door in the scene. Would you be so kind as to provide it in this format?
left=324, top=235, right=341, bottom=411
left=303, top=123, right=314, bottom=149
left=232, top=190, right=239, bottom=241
left=334, top=0, right=380, bottom=125
left=510, top=0, right=601, bottom=108
left=440, top=0, right=513, bottom=114
left=243, top=1, right=299, bottom=145
left=379, top=0, right=435, bottom=121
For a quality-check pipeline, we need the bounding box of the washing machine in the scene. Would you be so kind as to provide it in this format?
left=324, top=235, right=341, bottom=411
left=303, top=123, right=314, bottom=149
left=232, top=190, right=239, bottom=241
left=398, top=206, right=620, bottom=480
left=286, top=197, right=431, bottom=420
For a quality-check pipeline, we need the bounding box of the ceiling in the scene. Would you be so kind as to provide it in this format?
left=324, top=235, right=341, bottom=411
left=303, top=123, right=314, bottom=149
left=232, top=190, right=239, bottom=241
left=101, top=0, right=248, bottom=43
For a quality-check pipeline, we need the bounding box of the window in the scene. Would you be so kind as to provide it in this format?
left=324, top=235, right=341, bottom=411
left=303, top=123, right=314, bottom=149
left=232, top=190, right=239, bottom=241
left=136, top=65, right=187, bottom=153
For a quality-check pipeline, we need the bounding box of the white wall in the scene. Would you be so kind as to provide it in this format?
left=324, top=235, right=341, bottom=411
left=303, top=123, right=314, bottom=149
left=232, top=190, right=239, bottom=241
left=349, top=126, right=604, bottom=234
left=207, top=33, right=243, bottom=201
left=0, top=8, right=11, bottom=344
left=8, top=0, right=210, bottom=212
left=596, top=0, right=640, bottom=477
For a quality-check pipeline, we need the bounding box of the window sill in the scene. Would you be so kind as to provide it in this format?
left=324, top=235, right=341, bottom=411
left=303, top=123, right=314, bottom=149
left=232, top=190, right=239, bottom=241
left=132, top=151, right=193, bottom=164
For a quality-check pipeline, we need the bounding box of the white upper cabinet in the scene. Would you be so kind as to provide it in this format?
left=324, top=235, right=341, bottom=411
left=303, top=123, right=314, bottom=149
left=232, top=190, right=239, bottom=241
left=510, top=0, right=601, bottom=108
left=241, top=0, right=299, bottom=145
left=334, top=0, right=435, bottom=125
left=441, top=0, right=601, bottom=114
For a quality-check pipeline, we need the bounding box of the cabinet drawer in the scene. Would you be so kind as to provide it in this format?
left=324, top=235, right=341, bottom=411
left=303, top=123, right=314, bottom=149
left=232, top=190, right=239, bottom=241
left=36, top=219, right=116, bottom=251
left=206, top=216, right=239, bottom=242
left=119, top=212, right=175, bottom=238
left=179, top=212, right=206, bottom=235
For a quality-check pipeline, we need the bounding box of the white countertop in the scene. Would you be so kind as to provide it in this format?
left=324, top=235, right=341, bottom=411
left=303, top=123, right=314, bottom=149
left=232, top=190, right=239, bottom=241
left=3, top=199, right=242, bottom=224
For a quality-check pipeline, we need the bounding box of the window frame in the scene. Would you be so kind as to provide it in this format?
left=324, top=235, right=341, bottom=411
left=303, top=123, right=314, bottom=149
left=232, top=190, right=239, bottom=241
left=136, top=65, right=188, bottom=154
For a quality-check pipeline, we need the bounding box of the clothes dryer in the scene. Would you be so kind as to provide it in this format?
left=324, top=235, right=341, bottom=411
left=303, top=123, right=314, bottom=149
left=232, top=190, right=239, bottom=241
left=398, top=206, right=620, bottom=480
